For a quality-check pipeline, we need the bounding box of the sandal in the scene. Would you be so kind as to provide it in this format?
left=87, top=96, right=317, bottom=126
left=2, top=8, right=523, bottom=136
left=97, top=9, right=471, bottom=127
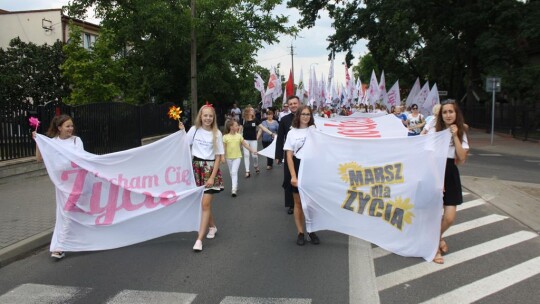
left=255, top=167, right=260, bottom=174
left=439, top=239, right=448, bottom=254
left=245, top=172, right=251, bottom=178
left=433, top=250, right=444, bottom=264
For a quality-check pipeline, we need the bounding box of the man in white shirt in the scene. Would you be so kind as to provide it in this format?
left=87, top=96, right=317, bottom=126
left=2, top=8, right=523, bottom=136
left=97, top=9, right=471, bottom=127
left=231, top=103, right=241, bottom=122
left=278, top=104, right=290, bottom=121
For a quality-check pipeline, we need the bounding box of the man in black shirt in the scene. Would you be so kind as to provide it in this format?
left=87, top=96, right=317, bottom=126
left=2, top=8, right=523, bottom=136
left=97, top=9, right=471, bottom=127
left=275, top=95, right=300, bottom=214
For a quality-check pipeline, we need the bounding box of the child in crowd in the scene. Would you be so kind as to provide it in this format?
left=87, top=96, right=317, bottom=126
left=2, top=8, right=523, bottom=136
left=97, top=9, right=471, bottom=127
left=223, top=119, right=258, bottom=197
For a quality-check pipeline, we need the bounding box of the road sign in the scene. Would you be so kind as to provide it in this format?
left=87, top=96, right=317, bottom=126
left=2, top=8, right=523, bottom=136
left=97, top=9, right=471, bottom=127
left=486, top=77, right=501, bottom=92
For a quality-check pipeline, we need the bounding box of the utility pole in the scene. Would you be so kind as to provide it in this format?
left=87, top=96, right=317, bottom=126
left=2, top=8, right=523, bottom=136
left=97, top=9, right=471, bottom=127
left=190, top=0, right=198, bottom=124
left=290, top=42, right=295, bottom=83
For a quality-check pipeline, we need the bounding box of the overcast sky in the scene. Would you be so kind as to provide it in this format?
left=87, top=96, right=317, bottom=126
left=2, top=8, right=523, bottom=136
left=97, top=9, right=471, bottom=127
left=1, top=0, right=368, bottom=86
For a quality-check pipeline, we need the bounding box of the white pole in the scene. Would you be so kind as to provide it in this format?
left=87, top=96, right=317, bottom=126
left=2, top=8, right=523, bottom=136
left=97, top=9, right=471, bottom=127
left=490, top=86, right=495, bottom=145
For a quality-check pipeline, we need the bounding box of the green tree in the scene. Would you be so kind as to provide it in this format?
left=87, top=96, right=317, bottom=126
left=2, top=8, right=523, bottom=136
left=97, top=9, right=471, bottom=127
left=288, top=0, right=538, bottom=106
left=65, top=0, right=296, bottom=108
left=0, top=38, right=68, bottom=106
left=61, top=24, right=123, bottom=104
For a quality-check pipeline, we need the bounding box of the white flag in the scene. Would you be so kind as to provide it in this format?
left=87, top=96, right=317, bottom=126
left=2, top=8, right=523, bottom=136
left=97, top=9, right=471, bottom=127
left=328, top=57, right=334, bottom=93
left=367, top=70, right=380, bottom=105
left=384, top=80, right=401, bottom=108
left=414, top=81, right=430, bottom=109
left=405, top=78, right=421, bottom=107
left=421, top=83, right=440, bottom=116
left=378, top=70, right=387, bottom=104
left=296, top=67, right=306, bottom=102
left=264, top=67, right=278, bottom=97
left=273, top=69, right=283, bottom=101
left=254, top=73, right=265, bottom=93
left=254, top=73, right=265, bottom=103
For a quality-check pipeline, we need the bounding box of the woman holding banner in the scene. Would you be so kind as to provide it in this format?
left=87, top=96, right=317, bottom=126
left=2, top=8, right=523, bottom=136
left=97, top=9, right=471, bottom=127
left=284, top=105, right=320, bottom=246
left=34, top=114, right=84, bottom=260
left=430, top=100, right=469, bottom=264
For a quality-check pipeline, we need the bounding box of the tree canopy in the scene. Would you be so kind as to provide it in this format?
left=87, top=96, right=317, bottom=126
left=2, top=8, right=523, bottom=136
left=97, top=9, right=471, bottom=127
left=0, top=38, right=68, bottom=107
left=64, top=0, right=296, bottom=107
left=288, top=0, right=540, bottom=105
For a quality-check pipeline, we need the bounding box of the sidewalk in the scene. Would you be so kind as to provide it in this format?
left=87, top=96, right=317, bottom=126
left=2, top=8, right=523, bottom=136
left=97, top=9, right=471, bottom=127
left=1, top=128, right=539, bottom=267
left=461, top=128, right=540, bottom=233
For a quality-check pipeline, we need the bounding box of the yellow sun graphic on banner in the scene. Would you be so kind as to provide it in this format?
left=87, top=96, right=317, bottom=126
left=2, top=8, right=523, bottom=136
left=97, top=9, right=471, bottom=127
left=338, top=161, right=362, bottom=183
left=387, top=196, right=415, bottom=225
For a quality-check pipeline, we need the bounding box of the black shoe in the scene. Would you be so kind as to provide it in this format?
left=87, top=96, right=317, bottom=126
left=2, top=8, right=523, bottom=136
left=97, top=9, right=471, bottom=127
left=309, top=232, right=320, bottom=245
left=296, top=233, right=305, bottom=246
left=287, top=207, right=294, bottom=214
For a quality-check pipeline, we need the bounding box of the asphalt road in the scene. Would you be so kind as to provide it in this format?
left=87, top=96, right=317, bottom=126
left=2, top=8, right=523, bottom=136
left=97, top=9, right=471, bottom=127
left=461, top=148, right=540, bottom=183
left=0, top=152, right=539, bottom=303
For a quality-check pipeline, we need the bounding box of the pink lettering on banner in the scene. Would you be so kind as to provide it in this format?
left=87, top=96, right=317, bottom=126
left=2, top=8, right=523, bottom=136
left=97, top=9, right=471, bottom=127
left=165, top=166, right=192, bottom=186
left=62, top=162, right=87, bottom=212
left=324, top=119, right=381, bottom=138
left=110, top=173, right=159, bottom=189
left=61, top=165, right=183, bottom=226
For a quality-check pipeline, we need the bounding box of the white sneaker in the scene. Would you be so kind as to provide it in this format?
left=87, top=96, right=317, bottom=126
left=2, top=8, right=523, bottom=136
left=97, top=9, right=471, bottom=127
left=51, top=251, right=65, bottom=259
left=193, top=240, right=203, bottom=251
left=206, top=226, right=218, bottom=239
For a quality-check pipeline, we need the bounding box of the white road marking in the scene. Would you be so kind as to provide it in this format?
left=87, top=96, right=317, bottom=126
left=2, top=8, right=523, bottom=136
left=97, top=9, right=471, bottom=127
left=478, top=153, right=502, bottom=157
left=220, top=297, right=311, bottom=304
left=419, top=256, right=540, bottom=304
left=0, top=283, right=91, bottom=304
left=376, top=231, right=538, bottom=291
left=372, top=214, right=508, bottom=259
left=349, top=236, right=380, bottom=303
left=107, top=290, right=197, bottom=304
left=457, top=198, right=485, bottom=211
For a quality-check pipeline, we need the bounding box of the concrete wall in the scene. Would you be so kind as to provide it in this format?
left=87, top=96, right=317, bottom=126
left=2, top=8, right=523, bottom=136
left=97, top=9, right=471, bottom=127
left=0, top=10, right=63, bottom=48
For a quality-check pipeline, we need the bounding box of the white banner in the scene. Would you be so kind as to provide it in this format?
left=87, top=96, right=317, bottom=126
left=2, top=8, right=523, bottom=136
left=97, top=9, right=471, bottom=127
left=298, top=128, right=452, bottom=260
left=314, top=115, right=408, bottom=138
left=36, top=131, right=204, bottom=252
left=257, top=135, right=277, bottom=159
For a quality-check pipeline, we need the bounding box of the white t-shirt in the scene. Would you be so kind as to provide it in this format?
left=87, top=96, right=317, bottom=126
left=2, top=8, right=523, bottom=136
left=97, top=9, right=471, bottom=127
left=423, top=118, right=436, bottom=133
left=407, top=113, right=424, bottom=134
left=231, top=107, right=241, bottom=121
left=278, top=111, right=290, bottom=121
left=283, top=126, right=312, bottom=159
left=53, top=136, right=84, bottom=151
left=186, top=127, right=224, bottom=160
left=428, top=127, right=469, bottom=159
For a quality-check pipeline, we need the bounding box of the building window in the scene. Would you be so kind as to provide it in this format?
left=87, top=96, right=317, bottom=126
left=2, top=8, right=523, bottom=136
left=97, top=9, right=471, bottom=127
left=82, top=33, right=97, bottom=49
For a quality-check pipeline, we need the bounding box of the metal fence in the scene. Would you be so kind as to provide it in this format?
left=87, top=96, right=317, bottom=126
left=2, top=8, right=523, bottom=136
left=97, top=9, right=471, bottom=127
left=0, top=101, right=180, bottom=161
left=461, top=102, right=540, bottom=141
left=2, top=100, right=537, bottom=161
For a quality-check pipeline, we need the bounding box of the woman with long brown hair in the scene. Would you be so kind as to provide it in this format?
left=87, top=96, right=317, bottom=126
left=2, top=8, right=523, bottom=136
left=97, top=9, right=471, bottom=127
left=284, top=105, right=320, bottom=246
left=430, top=100, right=469, bottom=264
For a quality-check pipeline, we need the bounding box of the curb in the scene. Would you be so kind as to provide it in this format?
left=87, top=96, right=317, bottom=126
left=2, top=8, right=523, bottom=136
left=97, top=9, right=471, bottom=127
left=0, top=229, right=53, bottom=268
